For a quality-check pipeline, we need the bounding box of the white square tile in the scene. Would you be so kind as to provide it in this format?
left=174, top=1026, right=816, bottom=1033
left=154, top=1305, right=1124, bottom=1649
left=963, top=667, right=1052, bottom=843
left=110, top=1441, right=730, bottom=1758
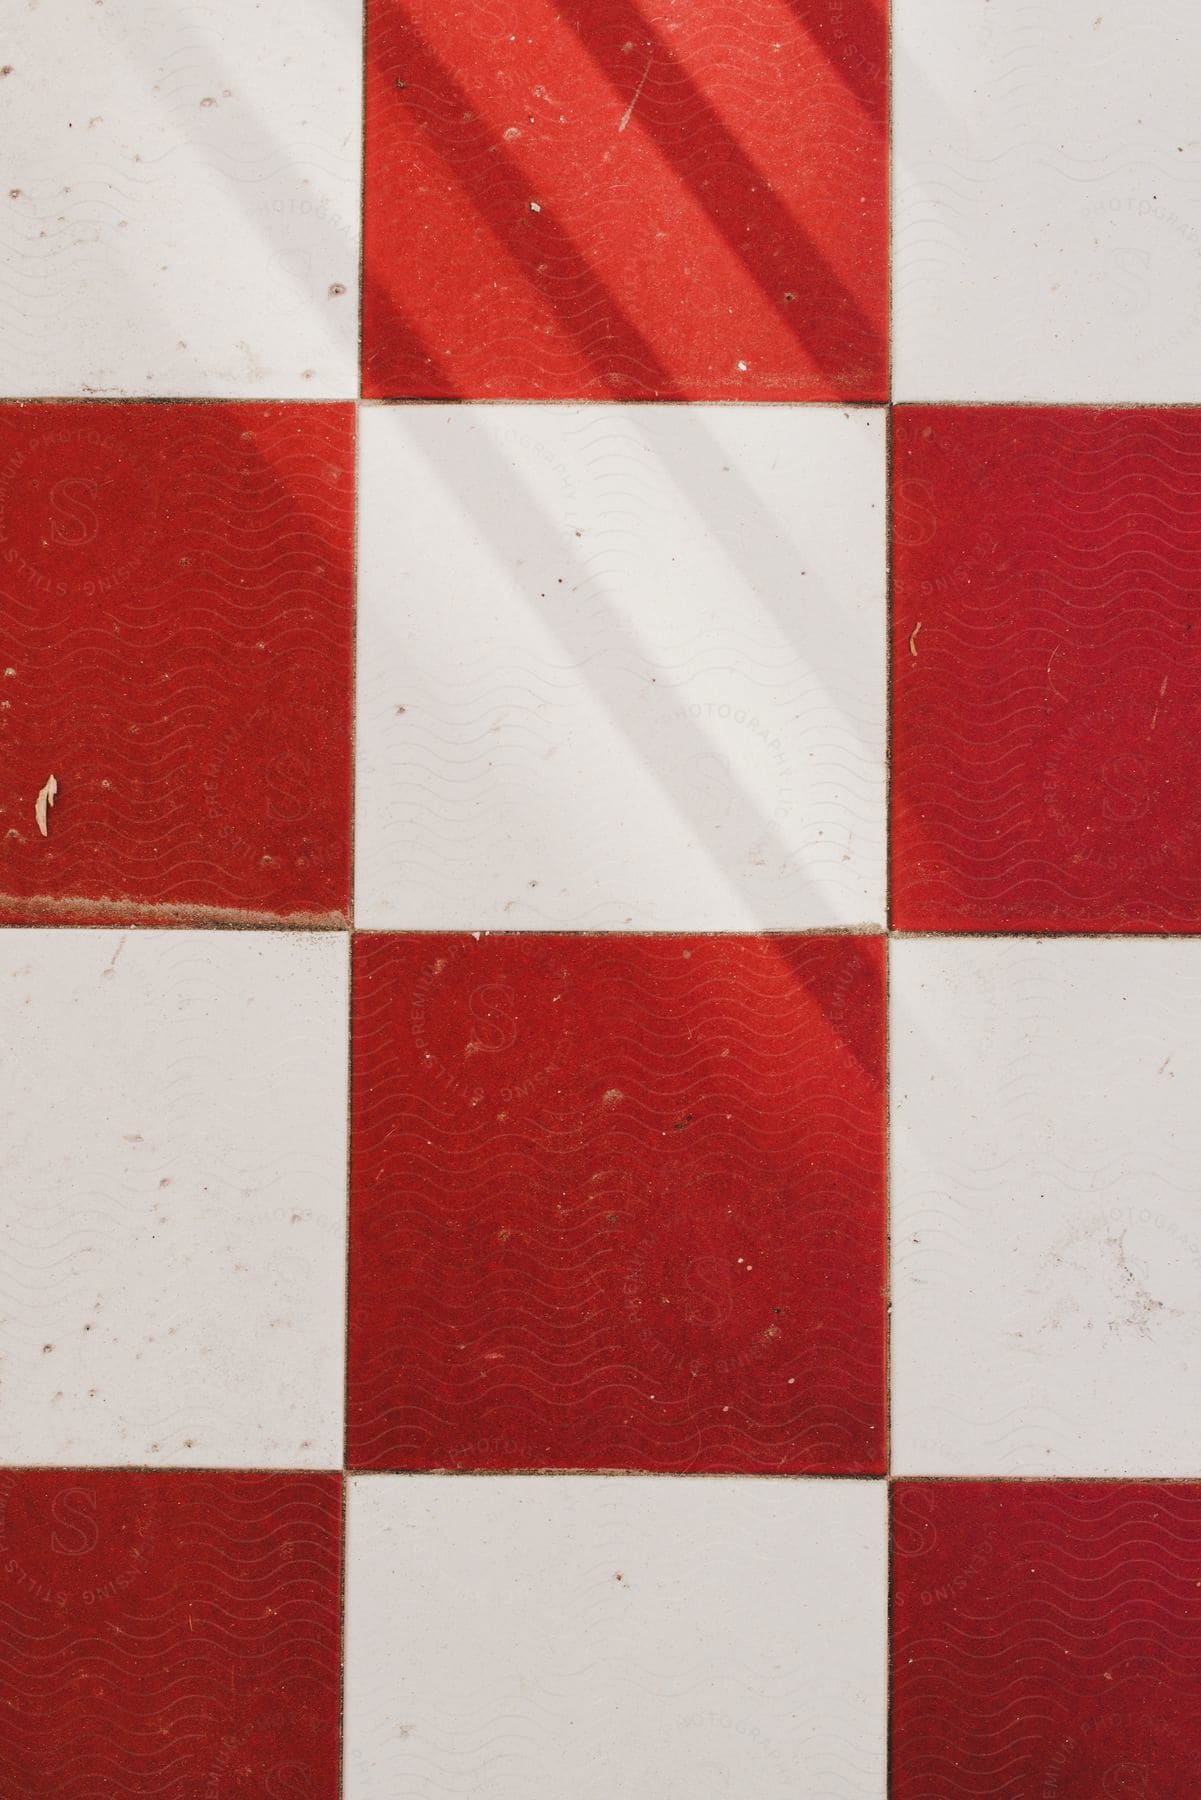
left=344, top=1474, right=887, bottom=1800
left=1, top=0, right=360, bottom=397
left=894, top=0, right=1201, bottom=401
left=891, top=937, right=1201, bottom=1476
left=0, top=930, right=348, bottom=1466
left=355, top=405, right=886, bottom=931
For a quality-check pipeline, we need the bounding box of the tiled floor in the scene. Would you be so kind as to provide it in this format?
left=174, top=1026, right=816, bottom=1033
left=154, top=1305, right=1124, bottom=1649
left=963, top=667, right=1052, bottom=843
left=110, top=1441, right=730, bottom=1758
left=2, top=1, right=1200, bottom=1795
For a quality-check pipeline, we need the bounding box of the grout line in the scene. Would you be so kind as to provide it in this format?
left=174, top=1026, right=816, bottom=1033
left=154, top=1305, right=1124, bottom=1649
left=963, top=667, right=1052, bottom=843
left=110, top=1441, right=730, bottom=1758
left=355, top=394, right=1201, bottom=410
left=355, top=394, right=891, bottom=408
left=884, top=419, right=894, bottom=939
left=893, top=929, right=1201, bottom=942
left=343, top=46, right=361, bottom=1692
left=883, top=936, right=893, bottom=1492
left=6, top=922, right=1191, bottom=940
left=339, top=862, right=355, bottom=1800
left=4, top=392, right=1198, bottom=412
left=340, top=1467, right=1201, bottom=1483
left=349, top=0, right=363, bottom=934
left=885, top=0, right=896, bottom=1783
left=885, top=1476, right=894, bottom=1798
left=349, top=922, right=890, bottom=938
left=884, top=0, right=894, bottom=413
left=337, top=1468, right=348, bottom=1797
left=886, top=397, right=1201, bottom=411
left=0, top=394, right=360, bottom=406
left=349, top=412, right=360, bottom=936
left=357, top=0, right=367, bottom=409
left=1, top=391, right=1198, bottom=413
left=873, top=1472, right=1201, bottom=1484
left=22, top=919, right=1195, bottom=943
left=342, top=933, right=356, bottom=1480
left=0, top=1462, right=1194, bottom=1482
left=0, top=1464, right=350, bottom=1476
left=0, top=919, right=350, bottom=933
left=343, top=1466, right=891, bottom=1480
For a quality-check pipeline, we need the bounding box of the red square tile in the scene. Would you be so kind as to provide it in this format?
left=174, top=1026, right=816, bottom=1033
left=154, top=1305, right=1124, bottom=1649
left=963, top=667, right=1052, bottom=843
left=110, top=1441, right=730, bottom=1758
left=0, top=403, right=354, bottom=926
left=891, top=407, right=1201, bottom=933
left=0, top=1469, right=342, bottom=1798
left=891, top=1481, right=1201, bottom=1800
left=348, top=932, right=886, bottom=1473
left=362, top=0, right=887, bottom=400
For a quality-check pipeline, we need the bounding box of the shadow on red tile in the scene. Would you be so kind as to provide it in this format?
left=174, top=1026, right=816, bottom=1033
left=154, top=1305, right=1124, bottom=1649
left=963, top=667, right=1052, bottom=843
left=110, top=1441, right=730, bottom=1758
left=0, top=1470, right=342, bottom=1798
left=891, top=1481, right=1201, bottom=1799
left=891, top=406, right=1201, bottom=933
left=0, top=403, right=354, bottom=927
left=362, top=0, right=887, bottom=400
left=348, top=932, right=887, bottom=1474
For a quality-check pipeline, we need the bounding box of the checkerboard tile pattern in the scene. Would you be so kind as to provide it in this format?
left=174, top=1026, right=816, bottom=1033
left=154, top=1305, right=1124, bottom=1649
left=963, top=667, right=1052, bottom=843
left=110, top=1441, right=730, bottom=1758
left=4, top=0, right=1201, bottom=1795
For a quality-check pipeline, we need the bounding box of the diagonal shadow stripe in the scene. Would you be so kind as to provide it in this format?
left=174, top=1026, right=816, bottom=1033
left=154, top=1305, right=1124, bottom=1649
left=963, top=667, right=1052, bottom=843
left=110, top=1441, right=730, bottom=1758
left=365, top=11, right=687, bottom=399
left=363, top=263, right=887, bottom=931
left=359, top=290, right=884, bottom=927
left=780, top=0, right=888, bottom=132
left=554, top=0, right=885, bottom=389
left=361, top=391, right=819, bottom=921
left=366, top=0, right=884, bottom=396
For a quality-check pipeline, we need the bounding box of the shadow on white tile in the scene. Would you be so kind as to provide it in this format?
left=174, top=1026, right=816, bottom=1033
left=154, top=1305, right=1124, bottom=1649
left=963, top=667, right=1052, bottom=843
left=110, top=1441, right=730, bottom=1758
left=0, top=0, right=360, bottom=397
left=355, top=405, right=887, bottom=930
left=0, top=929, right=348, bottom=1466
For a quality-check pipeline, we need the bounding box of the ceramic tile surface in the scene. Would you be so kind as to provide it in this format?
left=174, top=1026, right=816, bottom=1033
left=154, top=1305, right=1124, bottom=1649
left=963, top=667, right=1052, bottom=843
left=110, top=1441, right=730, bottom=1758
left=0, top=930, right=348, bottom=1467
left=0, top=402, right=355, bottom=926
left=362, top=0, right=888, bottom=401
left=891, top=1481, right=1201, bottom=1799
left=0, top=0, right=362, bottom=397
left=356, top=404, right=887, bottom=931
left=891, top=405, right=1201, bottom=933
left=0, top=1469, right=342, bottom=1796
left=344, top=1474, right=888, bottom=1799
left=7, top=1, right=1201, bottom=1793
left=891, top=937, right=1201, bottom=1477
left=893, top=0, right=1201, bottom=401
left=348, top=932, right=886, bottom=1473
